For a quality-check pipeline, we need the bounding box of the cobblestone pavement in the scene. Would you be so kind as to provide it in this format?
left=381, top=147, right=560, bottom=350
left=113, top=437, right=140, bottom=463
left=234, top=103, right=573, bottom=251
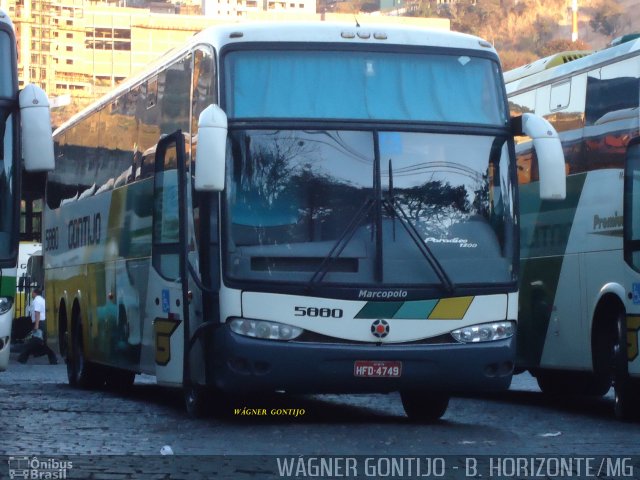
left=2, top=352, right=640, bottom=478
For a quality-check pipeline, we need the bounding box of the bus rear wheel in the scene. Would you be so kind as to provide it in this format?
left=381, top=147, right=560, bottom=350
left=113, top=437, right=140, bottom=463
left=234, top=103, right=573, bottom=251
left=67, top=321, right=105, bottom=389
left=400, top=391, right=449, bottom=422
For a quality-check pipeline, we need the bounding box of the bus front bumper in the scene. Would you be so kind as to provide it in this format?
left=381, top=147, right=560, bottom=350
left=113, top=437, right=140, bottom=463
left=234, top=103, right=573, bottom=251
left=210, top=326, right=515, bottom=394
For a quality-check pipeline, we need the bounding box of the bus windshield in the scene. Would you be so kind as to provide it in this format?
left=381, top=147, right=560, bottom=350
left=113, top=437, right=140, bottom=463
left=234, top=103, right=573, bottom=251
left=224, top=48, right=507, bottom=125
left=225, top=130, right=516, bottom=290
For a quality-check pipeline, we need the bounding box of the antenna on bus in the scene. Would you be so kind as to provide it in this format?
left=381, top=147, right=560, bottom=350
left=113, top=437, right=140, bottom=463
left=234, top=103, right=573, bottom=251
left=354, top=16, right=360, bottom=28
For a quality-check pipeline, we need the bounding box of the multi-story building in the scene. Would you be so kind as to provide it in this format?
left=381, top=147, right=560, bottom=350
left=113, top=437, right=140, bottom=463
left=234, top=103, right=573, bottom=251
left=202, top=0, right=317, bottom=16
left=0, top=0, right=449, bottom=115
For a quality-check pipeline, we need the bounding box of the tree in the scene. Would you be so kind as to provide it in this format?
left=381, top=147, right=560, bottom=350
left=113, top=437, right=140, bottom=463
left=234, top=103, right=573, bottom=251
left=537, top=38, right=591, bottom=57
left=498, top=49, right=538, bottom=72
left=532, top=14, right=557, bottom=46
left=589, top=1, right=625, bottom=37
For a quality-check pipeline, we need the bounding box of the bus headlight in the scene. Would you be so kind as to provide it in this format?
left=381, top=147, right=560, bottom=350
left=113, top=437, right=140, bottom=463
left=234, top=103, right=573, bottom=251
left=0, top=297, right=13, bottom=315
left=229, top=318, right=303, bottom=341
left=451, top=321, right=515, bottom=343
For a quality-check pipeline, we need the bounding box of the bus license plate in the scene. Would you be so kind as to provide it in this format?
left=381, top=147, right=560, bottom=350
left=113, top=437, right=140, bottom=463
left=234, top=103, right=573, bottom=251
left=354, top=360, right=402, bottom=378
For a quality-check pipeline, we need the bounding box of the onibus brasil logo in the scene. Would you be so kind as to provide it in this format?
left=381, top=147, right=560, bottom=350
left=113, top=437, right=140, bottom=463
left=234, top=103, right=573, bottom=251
left=8, top=456, right=73, bottom=479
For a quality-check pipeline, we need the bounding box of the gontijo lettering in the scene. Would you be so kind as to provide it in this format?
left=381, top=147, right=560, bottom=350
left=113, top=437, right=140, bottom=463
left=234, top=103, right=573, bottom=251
left=68, top=213, right=101, bottom=249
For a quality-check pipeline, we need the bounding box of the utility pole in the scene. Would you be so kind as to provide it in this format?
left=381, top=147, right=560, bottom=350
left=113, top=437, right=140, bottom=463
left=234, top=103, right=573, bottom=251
left=571, top=0, right=578, bottom=42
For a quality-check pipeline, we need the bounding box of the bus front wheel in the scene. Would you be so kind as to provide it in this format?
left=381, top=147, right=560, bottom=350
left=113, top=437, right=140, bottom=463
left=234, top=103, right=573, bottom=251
left=400, top=391, right=449, bottom=422
left=534, top=369, right=606, bottom=396
left=613, top=311, right=640, bottom=421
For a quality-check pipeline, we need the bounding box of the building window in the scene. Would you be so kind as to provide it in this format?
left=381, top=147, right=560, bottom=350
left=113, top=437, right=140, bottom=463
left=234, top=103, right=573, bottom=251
left=66, top=59, right=73, bottom=65
left=66, top=46, right=72, bottom=52
left=85, top=27, right=131, bottom=51
left=66, top=33, right=72, bottom=39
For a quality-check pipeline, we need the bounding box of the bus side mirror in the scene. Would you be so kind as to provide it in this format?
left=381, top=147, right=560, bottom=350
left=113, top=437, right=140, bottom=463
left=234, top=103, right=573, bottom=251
left=195, top=104, right=227, bottom=192
left=19, top=84, right=55, bottom=172
left=512, top=113, right=566, bottom=201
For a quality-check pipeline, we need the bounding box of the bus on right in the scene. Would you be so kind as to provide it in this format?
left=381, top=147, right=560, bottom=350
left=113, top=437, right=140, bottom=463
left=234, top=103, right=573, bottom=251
left=505, top=37, right=640, bottom=420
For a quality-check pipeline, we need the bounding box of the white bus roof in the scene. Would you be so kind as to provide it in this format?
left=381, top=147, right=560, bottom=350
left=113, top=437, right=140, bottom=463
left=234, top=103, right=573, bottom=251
left=503, top=51, right=592, bottom=84
left=505, top=37, right=640, bottom=95
left=192, top=21, right=495, bottom=51
left=55, top=21, right=497, bottom=135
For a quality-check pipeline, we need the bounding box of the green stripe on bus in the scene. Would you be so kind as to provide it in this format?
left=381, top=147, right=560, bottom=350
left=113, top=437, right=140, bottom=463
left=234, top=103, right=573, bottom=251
left=355, top=297, right=475, bottom=320
left=393, top=300, right=438, bottom=319
left=355, top=302, right=403, bottom=319
left=0, top=275, right=16, bottom=297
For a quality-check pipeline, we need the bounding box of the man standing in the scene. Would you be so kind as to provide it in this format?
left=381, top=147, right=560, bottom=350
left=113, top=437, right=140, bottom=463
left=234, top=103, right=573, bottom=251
left=17, top=287, right=57, bottom=365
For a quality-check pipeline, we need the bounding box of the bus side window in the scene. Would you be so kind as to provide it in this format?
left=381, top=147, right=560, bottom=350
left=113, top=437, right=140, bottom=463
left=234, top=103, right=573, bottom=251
left=585, top=59, right=640, bottom=171
left=586, top=65, right=638, bottom=127
left=190, top=46, right=217, bottom=269
left=153, top=141, right=181, bottom=281
left=626, top=146, right=640, bottom=271
left=536, top=74, right=586, bottom=175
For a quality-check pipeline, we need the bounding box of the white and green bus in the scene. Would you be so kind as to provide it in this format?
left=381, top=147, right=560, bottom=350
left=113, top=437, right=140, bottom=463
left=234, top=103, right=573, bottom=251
left=505, top=37, right=640, bottom=419
left=0, top=9, right=54, bottom=371
left=45, top=22, right=564, bottom=420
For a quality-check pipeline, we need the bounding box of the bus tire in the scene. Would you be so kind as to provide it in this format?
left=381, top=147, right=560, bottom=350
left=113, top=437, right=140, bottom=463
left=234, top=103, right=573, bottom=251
left=613, top=311, right=640, bottom=421
left=68, top=320, right=105, bottom=389
left=534, top=369, right=565, bottom=395
left=535, top=369, right=585, bottom=395
left=534, top=369, right=609, bottom=397
left=58, top=302, right=69, bottom=360
left=589, top=300, right=623, bottom=397
left=400, top=391, right=449, bottom=422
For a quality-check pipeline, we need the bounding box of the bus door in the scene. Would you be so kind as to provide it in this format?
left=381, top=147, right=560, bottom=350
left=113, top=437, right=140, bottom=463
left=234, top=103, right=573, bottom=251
left=147, top=131, right=190, bottom=386
left=624, top=144, right=640, bottom=374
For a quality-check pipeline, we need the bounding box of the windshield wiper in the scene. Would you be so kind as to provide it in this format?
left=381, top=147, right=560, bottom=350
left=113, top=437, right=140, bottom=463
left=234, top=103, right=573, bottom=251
left=384, top=159, right=455, bottom=293
left=307, top=197, right=375, bottom=287
left=308, top=153, right=455, bottom=293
